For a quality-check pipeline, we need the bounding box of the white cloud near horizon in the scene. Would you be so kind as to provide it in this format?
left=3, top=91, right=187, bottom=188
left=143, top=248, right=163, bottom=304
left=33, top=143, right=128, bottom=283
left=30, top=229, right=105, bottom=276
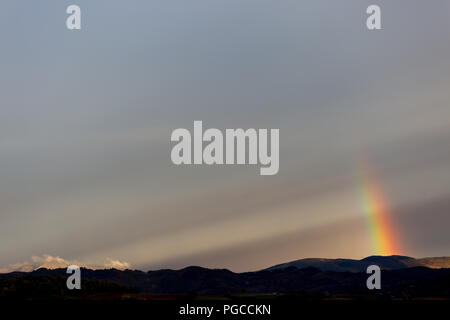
left=0, top=254, right=131, bottom=273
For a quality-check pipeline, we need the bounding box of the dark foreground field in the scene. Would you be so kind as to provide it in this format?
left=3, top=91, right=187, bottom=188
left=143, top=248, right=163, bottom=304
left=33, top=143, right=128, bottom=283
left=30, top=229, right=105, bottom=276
left=1, top=265, right=449, bottom=300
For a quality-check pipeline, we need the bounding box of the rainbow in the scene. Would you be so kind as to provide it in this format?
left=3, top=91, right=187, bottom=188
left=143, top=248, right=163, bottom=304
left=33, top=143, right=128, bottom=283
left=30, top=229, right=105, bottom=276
left=358, top=164, right=401, bottom=256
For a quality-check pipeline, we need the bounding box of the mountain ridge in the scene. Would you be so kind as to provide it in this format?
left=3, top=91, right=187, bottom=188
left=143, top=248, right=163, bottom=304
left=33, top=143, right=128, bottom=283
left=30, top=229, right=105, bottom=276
left=265, top=255, right=450, bottom=272
left=1, top=255, right=450, bottom=298
left=1, top=264, right=449, bottom=297
left=1, top=255, right=449, bottom=274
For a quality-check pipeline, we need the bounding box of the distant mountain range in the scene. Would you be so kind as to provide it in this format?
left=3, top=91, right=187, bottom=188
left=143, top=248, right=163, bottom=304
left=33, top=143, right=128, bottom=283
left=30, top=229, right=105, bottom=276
left=9, top=255, right=449, bottom=274
left=1, top=255, right=449, bottom=299
left=266, top=255, right=450, bottom=272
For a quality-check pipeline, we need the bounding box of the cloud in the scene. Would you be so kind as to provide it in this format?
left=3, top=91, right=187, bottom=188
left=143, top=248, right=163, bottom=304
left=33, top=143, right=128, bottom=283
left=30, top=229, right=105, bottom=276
left=103, top=257, right=131, bottom=270
left=0, top=255, right=131, bottom=273
left=0, top=262, right=35, bottom=273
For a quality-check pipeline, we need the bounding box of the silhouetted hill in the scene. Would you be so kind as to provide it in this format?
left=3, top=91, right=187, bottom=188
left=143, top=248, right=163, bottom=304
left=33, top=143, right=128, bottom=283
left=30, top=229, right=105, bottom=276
left=0, top=273, right=136, bottom=300
left=266, top=255, right=450, bottom=272
left=1, top=265, right=449, bottom=299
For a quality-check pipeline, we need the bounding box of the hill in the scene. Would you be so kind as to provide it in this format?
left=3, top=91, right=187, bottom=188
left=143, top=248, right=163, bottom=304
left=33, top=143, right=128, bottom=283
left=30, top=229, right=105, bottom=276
left=1, top=255, right=449, bottom=300
left=266, top=255, right=450, bottom=272
left=0, top=262, right=449, bottom=299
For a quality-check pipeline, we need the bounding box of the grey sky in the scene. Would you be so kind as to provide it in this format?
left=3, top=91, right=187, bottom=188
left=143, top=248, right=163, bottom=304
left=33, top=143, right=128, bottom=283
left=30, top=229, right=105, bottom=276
left=0, top=1, right=449, bottom=271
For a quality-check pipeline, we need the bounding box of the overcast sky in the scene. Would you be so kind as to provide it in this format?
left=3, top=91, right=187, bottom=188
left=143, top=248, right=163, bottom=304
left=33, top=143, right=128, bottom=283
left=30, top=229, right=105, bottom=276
left=0, top=0, right=449, bottom=272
